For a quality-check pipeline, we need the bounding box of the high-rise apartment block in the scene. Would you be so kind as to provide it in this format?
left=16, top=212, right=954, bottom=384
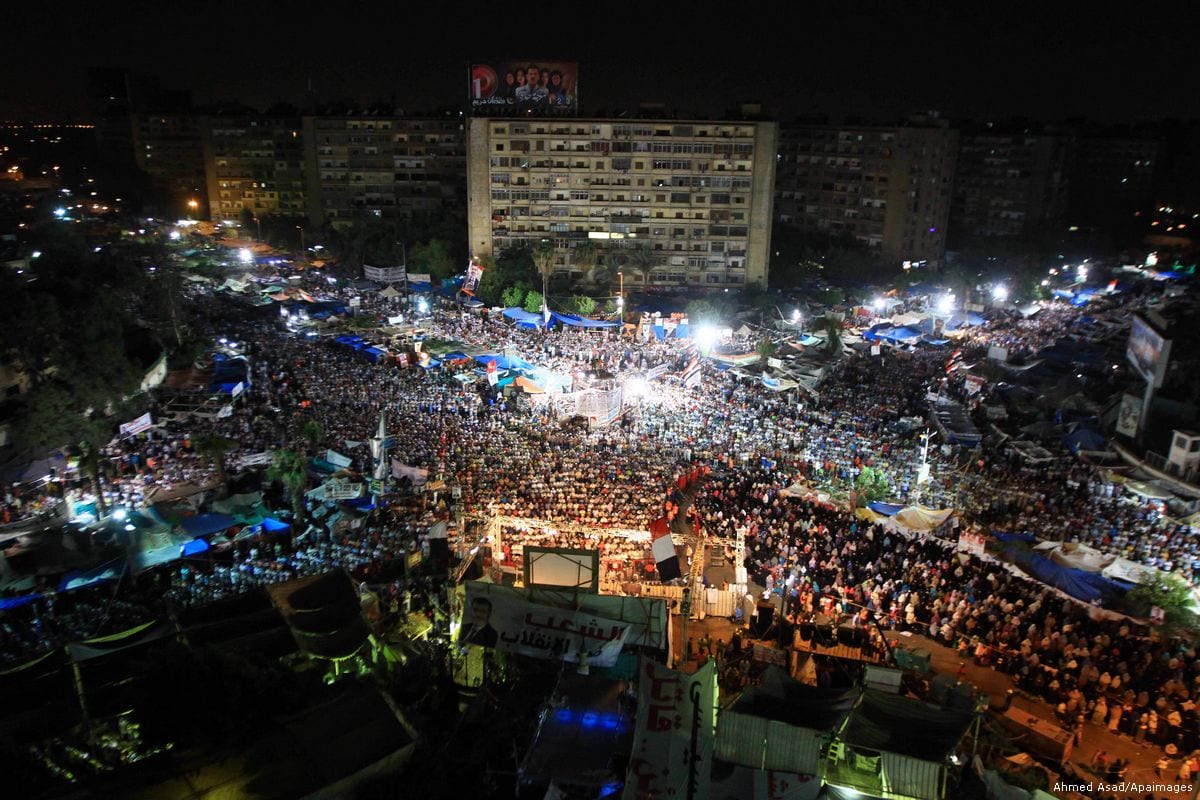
left=775, top=118, right=957, bottom=267
left=302, top=114, right=465, bottom=230
left=950, top=124, right=1070, bottom=241
left=466, top=117, right=777, bottom=287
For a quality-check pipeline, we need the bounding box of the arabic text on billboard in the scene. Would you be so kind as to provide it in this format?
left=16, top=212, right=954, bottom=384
left=1127, top=315, right=1172, bottom=388
left=470, top=61, right=578, bottom=115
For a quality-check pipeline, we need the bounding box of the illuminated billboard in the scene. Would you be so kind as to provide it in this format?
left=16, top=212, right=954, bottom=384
left=469, top=61, right=578, bottom=115
left=1127, top=314, right=1172, bottom=388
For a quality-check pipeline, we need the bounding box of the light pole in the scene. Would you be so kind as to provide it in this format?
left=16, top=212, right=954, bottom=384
left=187, top=199, right=199, bottom=220
left=296, top=226, right=306, bottom=262
left=617, top=270, right=624, bottom=320
left=913, top=430, right=932, bottom=505
left=253, top=215, right=261, bottom=241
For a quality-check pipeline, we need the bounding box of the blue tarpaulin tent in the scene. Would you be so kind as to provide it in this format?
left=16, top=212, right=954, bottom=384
left=502, top=307, right=548, bottom=329
left=181, top=539, right=210, bottom=557
left=1002, top=542, right=1127, bottom=605
left=868, top=502, right=904, bottom=516
left=1063, top=426, right=1107, bottom=452
left=58, top=559, right=124, bottom=592
left=261, top=517, right=291, bottom=533
left=550, top=312, right=620, bottom=329
left=474, top=354, right=535, bottom=371
left=180, top=513, right=237, bottom=538
left=0, top=593, right=38, bottom=611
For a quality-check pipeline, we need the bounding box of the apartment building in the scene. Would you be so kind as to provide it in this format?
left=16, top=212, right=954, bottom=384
left=132, top=114, right=207, bottom=214
left=1069, top=131, right=1162, bottom=227
left=201, top=114, right=306, bottom=222
left=466, top=117, right=777, bottom=288
left=950, top=124, right=1069, bottom=241
left=775, top=117, right=958, bottom=268
left=302, top=114, right=466, bottom=230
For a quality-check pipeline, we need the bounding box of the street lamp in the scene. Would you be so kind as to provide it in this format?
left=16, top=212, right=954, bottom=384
left=296, top=225, right=306, bottom=262
left=187, top=199, right=199, bottom=220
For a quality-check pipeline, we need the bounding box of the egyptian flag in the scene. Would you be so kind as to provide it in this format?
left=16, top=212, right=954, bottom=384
left=486, top=358, right=499, bottom=386
left=650, top=516, right=681, bottom=581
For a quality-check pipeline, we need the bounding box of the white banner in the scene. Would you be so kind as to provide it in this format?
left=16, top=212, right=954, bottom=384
left=408, top=272, right=432, bottom=285
left=119, top=412, right=153, bottom=437
left=325, top=449, right=353, bottom=468
left=349, top=296, right=362, bottom=307
left=217, top=404, right=233, bottom=419
left=391, top=460, right=429, bottom=485
left=231, top=381, right=245, bottom=399
left=387, top=315, right=404, bottom=325
left=461, top=582, right=628, bottom=667
left=236, top=452, right=273, bottom=469
left=623, top=658, right=717, bottom=800
left=1116, top=392, right=1141, bottom=438
left=987, top=345, right=1008, bottom=362
left=957, top=530, right=987, bottom=556
left=324, top=479, right=363, bottom=500
left=363, top=265, right=407, bottom=283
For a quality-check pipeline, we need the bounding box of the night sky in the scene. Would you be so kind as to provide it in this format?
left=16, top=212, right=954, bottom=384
left=5, top=1, right=1197, bottom=123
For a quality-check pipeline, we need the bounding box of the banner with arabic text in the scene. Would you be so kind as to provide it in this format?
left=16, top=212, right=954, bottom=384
left=623, top=658, right=717, bottom=800
left=461, top=581, right=627, bottom=667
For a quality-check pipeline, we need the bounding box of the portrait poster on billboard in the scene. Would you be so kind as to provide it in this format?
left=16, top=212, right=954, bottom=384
left=1127, top=315, right=1172, bottom=388
left=462, top=261, right=485, bottom=296
left=469, top=61, right=579, bottom=115
left=460, top=581, right=628, bottom=667
left=1116, top=393, right=1142, bottom=438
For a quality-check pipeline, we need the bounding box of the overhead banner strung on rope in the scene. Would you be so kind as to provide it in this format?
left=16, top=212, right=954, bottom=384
left=362, top=265, right=407, bottom=283
left=460, top=581, right=628, bottom=667
left=623, top=658, right=717, bottom=800
left=558, top=385, right=624, bottom=428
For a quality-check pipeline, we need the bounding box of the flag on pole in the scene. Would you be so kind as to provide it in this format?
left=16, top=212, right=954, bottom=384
left=681, top=354, right=702, bottom=389
left=486, top=358, right=499, bottom=386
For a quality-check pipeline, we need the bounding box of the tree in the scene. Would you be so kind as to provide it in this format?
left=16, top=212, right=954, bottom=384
left=855, top=466, right=890, bottom=505
left=686, top=299, right=720, bottom=325
left=300, top=419, right=325, bottom=454
left=756, top=338, right=777, bottom=360
left=194, top=434, right=235, bottom=486
left=820, top=315, right=843, bottom=354
left=625, top=243, right=656, bottom=287
left=571, top=295, right=596, bottom=316
left=267, top=449, right=309, bottom=527
left=1126, top=573, right=1200, bottom=636
left=501, top=285, right=526, bottom=308
left=523, top=290, right=544, bottom=315
left=532, top=239, right=555, bottom=313
left=571, top=241, right=600, bottom=284
left=409, top=239, right=456, bottom=282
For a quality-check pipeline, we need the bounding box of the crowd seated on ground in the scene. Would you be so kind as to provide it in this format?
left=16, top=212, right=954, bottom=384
left=1, top=273, right=1197, bottom=753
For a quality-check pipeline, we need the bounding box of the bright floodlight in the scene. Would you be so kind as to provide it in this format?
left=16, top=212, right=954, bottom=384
left=169, top=230, right=181, bottom=241
left=791, top=309, right=801, bottom=323
left=238, top=248, right=253, bottom=263
left=113, top=508, right=127, bottom=521
left=418, top=299, right=429, bottom=313
left=625, top=377, right=648, bottom=398
left=937, top=293, right=954, bottom=315
left=872, top=297, right=885, bottom=311
left=53, top=207, right=66, bottom=218
left=694, top=325, right=719, bottom=354
left=992, top=285, right=1009, bottom=302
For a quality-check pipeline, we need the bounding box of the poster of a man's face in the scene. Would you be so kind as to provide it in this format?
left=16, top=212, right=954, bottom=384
left=458, top=597, right=498, bottom=647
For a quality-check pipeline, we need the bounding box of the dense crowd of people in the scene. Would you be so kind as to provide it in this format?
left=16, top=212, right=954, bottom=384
left=1, top=270, right=1197, bottom=776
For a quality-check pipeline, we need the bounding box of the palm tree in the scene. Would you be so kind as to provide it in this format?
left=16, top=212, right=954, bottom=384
left=626, top=244, right=655, bottom=287
left=756, top=338, right=777, bottom=360
left=821, top=315, right=843, bottom=355
left=76, top=441, right=108, bottom=515
left=532, top=239, right=555, bottom=321
left=571, top=241, right=599, bottom=285
left=299, top=419, right=325, bottom=456
left=267, top=449, right=309, bottom=527
left=194, top=434, right=235, bottom=486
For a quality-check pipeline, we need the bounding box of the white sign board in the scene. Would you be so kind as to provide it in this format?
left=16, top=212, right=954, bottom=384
left=363, top=265, right=407, bottom=283
left=119, top=412, right=153, bottom=437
